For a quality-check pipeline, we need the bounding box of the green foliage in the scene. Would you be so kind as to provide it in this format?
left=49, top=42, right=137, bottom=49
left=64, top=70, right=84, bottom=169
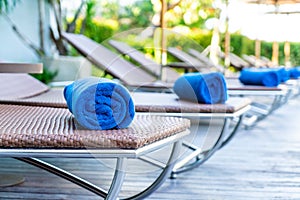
left=84, top=0, right=96, bottom=25
left=30, top=68, right=58, bottom=84
left=189, top=28, right=212, bottom=49
left=109, top=33, right=154, bottom=65
left=82, top=18, right=118, bottom=44
left=166, top=33, right=204, bottom=53
left=119, top=0, right=154, bottom=31
left=163, top=0, right=215, bottom=29
left=67, top=0, right=119, bottom=44
left=260, top=42, right=272, bottom=61
left=228, top=33, right=300, bottom=66
left=55, top=0, right=300, bottom=68
left=290, top=44, right=300, bottom=66
left=100, top=0, right=120, bottom=20
left=229, top=34, right=244, bottom=55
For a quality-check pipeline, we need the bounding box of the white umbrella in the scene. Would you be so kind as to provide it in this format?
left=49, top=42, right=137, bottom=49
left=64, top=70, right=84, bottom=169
left=228, top=0, right=300, bottom=42
left=241, top=12, right=300, bottom=42
left=228, top=0, right=300, bottom=66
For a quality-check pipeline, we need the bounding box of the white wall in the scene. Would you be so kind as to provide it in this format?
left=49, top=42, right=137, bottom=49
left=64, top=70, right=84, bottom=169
left=0, top=0, right=52, bottom=62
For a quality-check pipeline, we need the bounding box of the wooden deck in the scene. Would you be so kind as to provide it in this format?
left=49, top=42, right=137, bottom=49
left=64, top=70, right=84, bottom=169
left=1, top=97, right=300, bottom=199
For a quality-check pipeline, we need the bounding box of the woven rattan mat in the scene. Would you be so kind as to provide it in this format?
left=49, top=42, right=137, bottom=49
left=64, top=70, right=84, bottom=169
left=0, top=104, right=190, bottom=149
left=0, top=90, right=251, bottom=113
left=132, top=92, right=251, bottom=113
left=0, top=89, right=66, bottom=108
left=0, top=74, right=49, bottom=99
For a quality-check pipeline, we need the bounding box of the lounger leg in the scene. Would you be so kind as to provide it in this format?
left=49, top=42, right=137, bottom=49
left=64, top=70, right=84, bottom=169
left=106, top=157, right=127, bottom=200
left=219, top=114, right=244, bottom=149
left=123, top=141, right=182, bottom=200
left=15, top=157, right=108, bottom=198
left=172, top=117, right=234, bottom=176
left=17, top=157, right=128, bottom=199
left=14, top=141, right=182, bottom=200
left=244, top=94, right=284, bottom=128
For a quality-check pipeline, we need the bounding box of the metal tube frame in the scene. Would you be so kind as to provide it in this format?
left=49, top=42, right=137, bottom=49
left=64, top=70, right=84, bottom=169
left=13, top=140, right=183, bottom=200
left=171, top=114, right=244, bottom=177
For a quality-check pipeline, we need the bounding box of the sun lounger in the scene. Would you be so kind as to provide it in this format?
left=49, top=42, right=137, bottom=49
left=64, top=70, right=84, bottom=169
left=193, top=46, right=250, bottom=70
left=0, top=103, right=190, bottom=199
left=0, top=73, right=251, bottom=177
left=242, top=54, right=273, bottom=67
left=63, top=32, right=256, bottom=102
left=167, top=47, right=221, bottom=73
left=62, top=32, right=292, bottom=129
left=226, top=77, right=288, bottom=112
left=161, top=47, right=296, bottom=127
left=169, top=47, right=250, bottom=72
left=62, top=32, right=173, bottom=91
left=106, top=40, right=286, bottom=95
left=132, top=92, right=251, bottom=176
left=0, top=73, right=49, bottom=99
left=168, top=46, right=248, bottom=73
left=0, top=73, right=191, bottom=199
left=187, top=48, right=225, bottom=72
left=108, top=40, right=180, bottom=83
left=106, top=41, right=289, bottom=126
left=220, top=52, right=250, bottom=70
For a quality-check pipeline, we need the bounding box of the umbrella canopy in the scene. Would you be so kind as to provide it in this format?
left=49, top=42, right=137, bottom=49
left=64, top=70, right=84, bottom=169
left=241, top=12, right=300, bottom=42
left=244, top=0, right=300, bottom=5
left=228, top=0, right=300, bottom=42
left=227, top=0, right=300, bottom=66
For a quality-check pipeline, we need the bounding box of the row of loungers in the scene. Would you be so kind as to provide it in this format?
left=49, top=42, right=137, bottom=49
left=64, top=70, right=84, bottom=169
left=0, top=33, right=297, bottom=199
left=0, top=72, right=251, bottom=199
left=163, top=45, right=300, bottom=124
left=106, top=38, right=298, bottom=127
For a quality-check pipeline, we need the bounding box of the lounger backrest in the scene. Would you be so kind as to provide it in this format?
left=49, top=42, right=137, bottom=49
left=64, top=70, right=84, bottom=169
left=0, top=73, right=49, bottom=99
left=62, top=33, right=157, bottom=87
left=108, top=40, right=180, bottom=82
left=188, top=48, right=224, bottom=72
left=229, top=53, right=250, bottom=69
left=167, top=47, right=209, bottom=72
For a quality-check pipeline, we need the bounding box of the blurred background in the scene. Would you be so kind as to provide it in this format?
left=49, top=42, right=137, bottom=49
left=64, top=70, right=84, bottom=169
left=1, top=0, right=300, bottom=82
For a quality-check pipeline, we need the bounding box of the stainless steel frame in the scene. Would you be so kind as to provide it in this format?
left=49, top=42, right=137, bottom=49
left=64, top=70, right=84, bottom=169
left=138, top=105, right=251, bottom=178
left=228, top=86, right=290, bottom=127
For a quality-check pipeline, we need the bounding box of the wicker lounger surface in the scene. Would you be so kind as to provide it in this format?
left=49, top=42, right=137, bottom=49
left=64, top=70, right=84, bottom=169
left=0, top=88, right=251, bottom=114
left=0, top=89, right=66, bottom=108
left=0, top=104, right=190, bottom=149
left=132, top=92, right=251, bottom=113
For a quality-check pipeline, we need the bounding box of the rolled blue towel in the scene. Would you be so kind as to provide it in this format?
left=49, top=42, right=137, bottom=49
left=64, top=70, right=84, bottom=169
left=289, top=66, right=300, bottom=78
left=64, top=77, right=135, bottom=130
left=271, top=67, right=290, bottom=82
left=173, top=72, right=228, bottom=104
left=239, top=68, right=280, bottom=87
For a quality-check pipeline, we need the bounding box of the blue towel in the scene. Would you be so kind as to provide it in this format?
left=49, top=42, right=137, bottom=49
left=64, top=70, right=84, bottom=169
left=173, top=72, right=228, bottom=104
left=64, top=77, right=135, bottom=130
left=289, top=67, right=300, bottom=78
left=239, top=68, right=281, bottom=87
left=271, top=67, right=290, bottom=82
